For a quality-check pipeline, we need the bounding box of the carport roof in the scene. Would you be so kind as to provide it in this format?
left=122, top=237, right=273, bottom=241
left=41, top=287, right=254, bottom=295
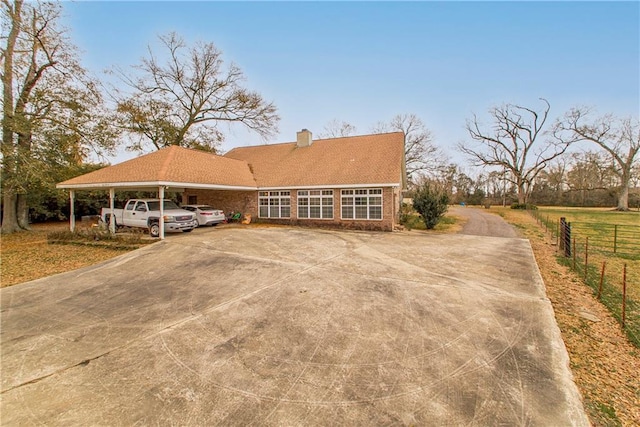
left=57, top=146, right=257, bottom=190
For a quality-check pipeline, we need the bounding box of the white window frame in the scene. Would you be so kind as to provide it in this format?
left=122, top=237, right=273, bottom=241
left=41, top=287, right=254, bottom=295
left=340, top=188, right=383, bottom=220
left=297, top=190, right=334, bottom=220
left=258, top=191, right=291, bottom=218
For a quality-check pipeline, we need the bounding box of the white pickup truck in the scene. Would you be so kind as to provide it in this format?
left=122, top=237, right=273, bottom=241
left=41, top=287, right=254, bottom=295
left=100, top=199, right=197, bottom=237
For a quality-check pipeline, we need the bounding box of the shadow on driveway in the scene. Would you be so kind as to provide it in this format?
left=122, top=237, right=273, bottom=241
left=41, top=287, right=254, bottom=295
left=1, top=227, right=588, bottom=425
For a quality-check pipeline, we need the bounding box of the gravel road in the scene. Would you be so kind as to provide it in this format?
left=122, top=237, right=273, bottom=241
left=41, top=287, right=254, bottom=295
left=450, top=205, right=520, bottom=238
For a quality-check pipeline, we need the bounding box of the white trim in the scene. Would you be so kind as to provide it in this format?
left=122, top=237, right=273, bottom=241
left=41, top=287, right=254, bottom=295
left=57, top=181, right=400, bottom=193
left=109, top=188, right=116, bottom=234
left=56, top=181, right=258, bottom=191
left=297, top=189, right=334, bottom=220
left=340, top=188, right=384, bottom=221
left=158, top=185, right=165, bottom=240
left=69, top=190, right=75, bottom=232
left=258, top=183, right=400, bottom=191
left=257, top=190, right=291, bottom=219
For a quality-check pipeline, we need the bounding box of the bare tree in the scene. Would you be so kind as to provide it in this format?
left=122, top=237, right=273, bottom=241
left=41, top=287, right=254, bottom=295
left=459, top=99, right=572, bottom=205
left=1, top=0, right=114, bottom=233
left=564, top=151, right=617, bottom=206
left=317, top=119, right=357, bottom=139
left=114, top=32, right=279, bottom=153
left=558, top=108, right=639, bottom=210
left=372, top=114, right=444, bottom=181
left=531, top=159, right=568, bottom=205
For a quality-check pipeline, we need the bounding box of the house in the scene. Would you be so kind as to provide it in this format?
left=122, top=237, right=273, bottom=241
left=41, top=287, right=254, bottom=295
left=57, top=130, right=407, bottom=234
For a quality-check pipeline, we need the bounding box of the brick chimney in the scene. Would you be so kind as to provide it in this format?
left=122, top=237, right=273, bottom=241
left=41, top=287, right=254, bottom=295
left=296, top=129, right=312, bottom=148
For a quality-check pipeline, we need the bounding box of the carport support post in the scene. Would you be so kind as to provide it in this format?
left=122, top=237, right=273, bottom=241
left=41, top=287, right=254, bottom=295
left=69, top=190, right=75, bottom=232
left=109, top=188, right=116, bottom=235
left=159, top=185, right=165, bottom=240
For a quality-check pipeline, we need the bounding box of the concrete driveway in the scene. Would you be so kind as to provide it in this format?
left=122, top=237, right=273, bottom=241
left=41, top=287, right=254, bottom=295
left=1, top=225, right=588, bottom=426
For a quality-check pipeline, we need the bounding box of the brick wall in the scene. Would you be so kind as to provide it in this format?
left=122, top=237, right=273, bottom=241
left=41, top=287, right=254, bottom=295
left=181, top=190, right=258, bottom=218
left=182, top=187, right=401, bottom=231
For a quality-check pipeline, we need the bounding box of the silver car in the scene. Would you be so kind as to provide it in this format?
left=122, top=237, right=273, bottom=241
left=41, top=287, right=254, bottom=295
left=182, top=205, right=226, bottom=227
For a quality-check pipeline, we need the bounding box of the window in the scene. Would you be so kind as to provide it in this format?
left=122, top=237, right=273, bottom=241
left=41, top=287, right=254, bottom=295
left=187, top=195, right=197, bottom=205
left=258, top=191, right=290, bottom=218
left=147, top=201, right=180, bottom=211
left=341, top=188, right=383, bottom=220
left=298, top=190, right=333, bottom=219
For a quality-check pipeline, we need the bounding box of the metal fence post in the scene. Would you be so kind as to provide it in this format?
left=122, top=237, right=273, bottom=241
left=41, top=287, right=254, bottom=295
left=560, top=217, right=572, bottom=257
left=597, top=261, right=606, bottom=300
left=622, top=264, right=627, bottom=328
left=584, top=237, right=589, bottom=281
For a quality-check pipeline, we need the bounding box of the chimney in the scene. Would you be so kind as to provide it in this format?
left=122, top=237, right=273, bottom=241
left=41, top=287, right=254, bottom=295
left=296, top=129, right=312, bottom=148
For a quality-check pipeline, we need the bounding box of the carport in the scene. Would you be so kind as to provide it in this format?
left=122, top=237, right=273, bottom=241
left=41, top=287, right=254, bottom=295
left=56, top=146, right=257, bottom=239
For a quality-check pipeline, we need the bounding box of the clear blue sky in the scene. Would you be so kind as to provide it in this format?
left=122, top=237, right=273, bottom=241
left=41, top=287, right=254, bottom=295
left=63, top=1, right=640, bottom=165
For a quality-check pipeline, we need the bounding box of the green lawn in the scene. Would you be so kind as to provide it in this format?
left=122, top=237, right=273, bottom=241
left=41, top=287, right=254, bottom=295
left=529, top=207, right=639, bottom=346
left=534, top=207, right=639, bottom=260
left=536, top=206, right=640, bottom=227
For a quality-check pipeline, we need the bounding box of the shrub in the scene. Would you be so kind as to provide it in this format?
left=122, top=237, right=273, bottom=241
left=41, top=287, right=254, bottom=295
left=47, top=227, right=148, bottom=248
left=510, top=203, right=538, bottom=210
left=399, top=202, right=414, bottom=225
left=412, top=182, right=450, bottom=229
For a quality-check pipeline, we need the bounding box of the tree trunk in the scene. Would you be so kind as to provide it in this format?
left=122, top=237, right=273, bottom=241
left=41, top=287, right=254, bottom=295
left=17, top=193, right=30, bottom=229
left=616, top=183, right=629, bottom=211
left=517, top=183, right=527, bottom=205
left=1, top=192, right=21, bottom=233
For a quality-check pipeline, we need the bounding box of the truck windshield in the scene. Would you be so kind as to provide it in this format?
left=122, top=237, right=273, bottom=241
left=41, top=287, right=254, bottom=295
left=147, top=201, right=180, bottom=211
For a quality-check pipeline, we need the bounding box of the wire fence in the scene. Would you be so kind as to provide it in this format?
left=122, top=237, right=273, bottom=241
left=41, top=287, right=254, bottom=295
left=529, top=209, right=640, bottom=348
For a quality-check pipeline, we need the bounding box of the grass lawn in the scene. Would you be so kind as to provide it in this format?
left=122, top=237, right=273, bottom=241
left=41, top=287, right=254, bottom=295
left=507, top=207, right=639, bottom=348
left=534, top=206, right=640, bottom=226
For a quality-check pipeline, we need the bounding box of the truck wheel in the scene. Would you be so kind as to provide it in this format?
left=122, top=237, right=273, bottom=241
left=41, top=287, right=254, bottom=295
left=149, top=222, right=160, bottom=238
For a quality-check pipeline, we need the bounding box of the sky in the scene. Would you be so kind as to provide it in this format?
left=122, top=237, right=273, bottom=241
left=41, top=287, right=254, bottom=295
left=62, top=1, right=640, bottom=166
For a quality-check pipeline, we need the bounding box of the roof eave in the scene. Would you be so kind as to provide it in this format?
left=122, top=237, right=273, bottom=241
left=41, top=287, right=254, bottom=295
left=56, top=181, right=258, bottom=191
left=257, top=182, right=402, bottom=191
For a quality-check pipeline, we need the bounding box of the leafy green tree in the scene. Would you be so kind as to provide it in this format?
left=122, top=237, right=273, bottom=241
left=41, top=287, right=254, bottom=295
left=412, top=182, right=450, bottom=229
left=1, top=0, right=116, bottom=233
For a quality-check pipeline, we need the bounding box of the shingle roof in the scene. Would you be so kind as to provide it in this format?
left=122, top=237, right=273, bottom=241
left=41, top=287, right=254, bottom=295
left=57, top=132, right=406, bottom=191
left=57, top=145, right=257, bottom=190
left=225, top=132, right=405, bottom=188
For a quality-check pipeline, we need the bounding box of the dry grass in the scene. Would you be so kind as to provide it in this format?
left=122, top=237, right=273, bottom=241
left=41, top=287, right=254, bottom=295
left=496, top=207, right=640, bottom=427
left=1, top=222, right=136, bottom=287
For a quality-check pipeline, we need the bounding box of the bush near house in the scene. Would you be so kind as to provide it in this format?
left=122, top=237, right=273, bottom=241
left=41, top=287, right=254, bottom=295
left=412, top=182, right=450, bottom=229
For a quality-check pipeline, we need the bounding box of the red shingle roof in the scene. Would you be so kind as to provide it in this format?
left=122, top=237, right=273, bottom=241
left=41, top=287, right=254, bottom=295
left=225, top=132, right=405, bottom=188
